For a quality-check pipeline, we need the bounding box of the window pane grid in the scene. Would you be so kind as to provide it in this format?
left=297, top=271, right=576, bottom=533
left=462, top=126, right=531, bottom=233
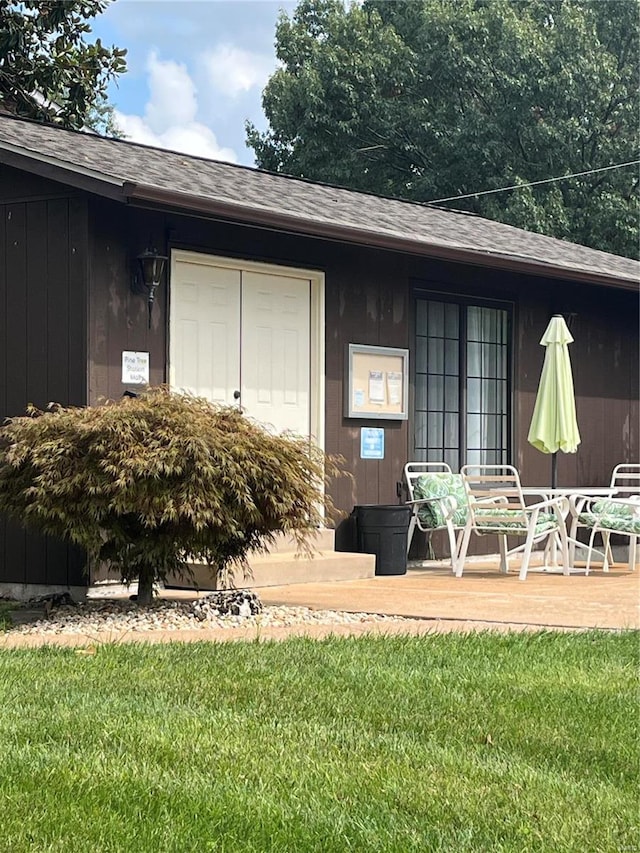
left=415, top=298, right=509, bottom=467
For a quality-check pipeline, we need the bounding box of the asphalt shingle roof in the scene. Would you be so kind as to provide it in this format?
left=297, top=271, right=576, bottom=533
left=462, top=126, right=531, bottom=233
left=1, top=115, right=638, bottom=287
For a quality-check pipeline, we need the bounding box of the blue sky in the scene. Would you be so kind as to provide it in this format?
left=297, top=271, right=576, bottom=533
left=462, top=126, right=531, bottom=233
left=91, top=0, right=297, bottom=166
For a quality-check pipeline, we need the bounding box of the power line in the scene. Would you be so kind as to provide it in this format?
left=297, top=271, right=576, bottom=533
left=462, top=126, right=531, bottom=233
left=428, top=159, right=640, bottom=204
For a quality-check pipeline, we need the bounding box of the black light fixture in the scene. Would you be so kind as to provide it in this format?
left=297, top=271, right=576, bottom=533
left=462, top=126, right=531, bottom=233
left=132, top=247, right=168, bottom=328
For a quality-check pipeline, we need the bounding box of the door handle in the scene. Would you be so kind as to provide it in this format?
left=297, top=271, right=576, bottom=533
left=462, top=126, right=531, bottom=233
left=233, top=390, right=241, bottom=400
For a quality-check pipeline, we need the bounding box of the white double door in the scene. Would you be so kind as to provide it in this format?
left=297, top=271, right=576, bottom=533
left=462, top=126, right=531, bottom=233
left=170, top=253, right=312, bottom=436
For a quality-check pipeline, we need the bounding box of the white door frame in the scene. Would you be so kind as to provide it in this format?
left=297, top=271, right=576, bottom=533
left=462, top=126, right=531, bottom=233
left=169, top=249, right=325, bottom=452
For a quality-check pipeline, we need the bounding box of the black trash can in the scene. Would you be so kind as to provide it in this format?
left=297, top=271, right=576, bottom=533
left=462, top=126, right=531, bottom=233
left=355, top=504, right=412, bottom=576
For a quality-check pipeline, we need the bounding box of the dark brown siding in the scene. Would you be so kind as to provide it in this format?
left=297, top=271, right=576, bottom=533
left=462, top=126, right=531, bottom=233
left=514, top=278, right=639, bottom=487
left=0, top=194, right=88, bottom=587
left=0, top=164, right=76, bottom=203
left=86, top=202, right=412, bottom=518
left=88, top=200, right=167, bottom=402
left=86, top=200, right=639, bottom=545
left=2, top=168, right=636, bottom=585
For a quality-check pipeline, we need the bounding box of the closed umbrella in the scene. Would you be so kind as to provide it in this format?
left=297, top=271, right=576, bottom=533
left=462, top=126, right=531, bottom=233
left=527, top=314, right=581, bottom=487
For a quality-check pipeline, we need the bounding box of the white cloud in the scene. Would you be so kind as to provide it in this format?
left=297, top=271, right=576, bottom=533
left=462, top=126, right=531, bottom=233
left=114, top=51, right=237, bottom=162
left=144, top=52, right=198, bottom=133
left=202, top=44, right=275, bottom=97
left=114, top=112, right=237, bottom=161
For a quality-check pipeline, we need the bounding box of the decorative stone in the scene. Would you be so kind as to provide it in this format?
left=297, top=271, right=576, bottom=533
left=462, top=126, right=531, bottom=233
left=190, top=590, right=263, bottom=620
left=5, top=594, right=405, bottom=637
left=27, top=591, right=75, bottom=614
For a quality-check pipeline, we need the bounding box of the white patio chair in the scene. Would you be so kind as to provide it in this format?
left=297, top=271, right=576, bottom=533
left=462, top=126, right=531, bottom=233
left=568, top=463, right=640, bottom=565
left=456, top=464, right=569, bottom=580
left=569, top=495, right=640, bottom=573
left=403, top=462, right=469, bottom=571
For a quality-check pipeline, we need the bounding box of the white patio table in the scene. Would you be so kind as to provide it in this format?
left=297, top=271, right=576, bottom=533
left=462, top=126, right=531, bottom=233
left=489, top=486, right=618, bottom=570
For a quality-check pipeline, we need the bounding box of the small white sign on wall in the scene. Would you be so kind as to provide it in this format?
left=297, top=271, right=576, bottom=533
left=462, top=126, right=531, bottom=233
left=122, top=351, right=150, bottom=385
left=360, top=427, right=385, bottom=460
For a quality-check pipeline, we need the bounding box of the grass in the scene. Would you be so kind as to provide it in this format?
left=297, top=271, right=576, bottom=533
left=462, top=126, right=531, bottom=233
left=0, top=631, right=638, bottom=852
left=0, top=600, right=16, bottom=631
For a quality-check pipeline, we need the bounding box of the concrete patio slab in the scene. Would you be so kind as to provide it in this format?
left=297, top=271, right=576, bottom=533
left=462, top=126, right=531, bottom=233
left=258, top=562, right=639, bottom=631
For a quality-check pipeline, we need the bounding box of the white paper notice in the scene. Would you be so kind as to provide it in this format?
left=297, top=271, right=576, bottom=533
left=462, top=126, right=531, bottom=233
left=122, top=351, right=150, bottom=385
left=387, top=371, right=403, bottom=406
left=368, top=370, right=385, bottom=403
left=354, top=389, right=365, bottom=407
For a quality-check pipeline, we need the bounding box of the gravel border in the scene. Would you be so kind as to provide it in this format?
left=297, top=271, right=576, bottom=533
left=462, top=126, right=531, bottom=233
left=6, top=598, right=407, bottom=637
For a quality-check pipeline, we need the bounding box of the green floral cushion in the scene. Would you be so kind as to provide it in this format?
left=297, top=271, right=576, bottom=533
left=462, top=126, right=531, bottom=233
left=592, top=499, right=636, bottom=518
left=579, top=512, right=640, bottom=536
left=600, top=515, right=640, bottom=535
left=472, top=507, right=558, bottom=534
left=580, top=498, right=640, bottom=533
left=413, top=473, right=469, bottom=528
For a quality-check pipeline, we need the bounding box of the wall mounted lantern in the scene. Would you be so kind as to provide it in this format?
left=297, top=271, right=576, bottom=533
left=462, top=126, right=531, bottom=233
left=131, top=247, right=168, bottom=328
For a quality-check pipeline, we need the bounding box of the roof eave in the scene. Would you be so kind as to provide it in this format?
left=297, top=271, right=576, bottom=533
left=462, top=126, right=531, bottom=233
left=0, top=142, right=131, bottom=201
left=129, top=185, right=640, bottom=291
left=1, top=143, right=636, bottom=291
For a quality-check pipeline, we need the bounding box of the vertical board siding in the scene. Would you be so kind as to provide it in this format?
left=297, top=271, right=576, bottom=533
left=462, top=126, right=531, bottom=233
left=3, top=177, right=637, bottom=584
left=321, top=249, right=410, bottom=552
left=44, top=199, right=72, bottom=584
left=85, top=200, right=638, bottom=560
left=3, top=203, right=28, bottom=583
left=46, top=199, right=71, bottom=404
left=24, top=201, right=49, bottom=584
left=66, top=197, right=90, bottom=584
left=573, top=293, right=639, bottom=484
left=88, top=200, right=166, bottom=405
left=323, top=254, right=410, bottom=548
left=0, top=164, right=70, bottom=203
left=515, top=282, right=638, bottom=488
left=0, top=196, right=88, bottom=588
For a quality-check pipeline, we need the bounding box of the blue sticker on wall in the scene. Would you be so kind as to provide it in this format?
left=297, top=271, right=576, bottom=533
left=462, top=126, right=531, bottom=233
left=360, top=427, right=385, bottom=459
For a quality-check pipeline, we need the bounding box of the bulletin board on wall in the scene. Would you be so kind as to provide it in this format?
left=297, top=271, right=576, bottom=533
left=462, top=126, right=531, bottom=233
left=345, top=344, right=409, bottom=420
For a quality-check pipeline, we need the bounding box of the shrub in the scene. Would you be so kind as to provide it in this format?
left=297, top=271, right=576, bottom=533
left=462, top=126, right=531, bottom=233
left=0, top=388, right=342, bottom=604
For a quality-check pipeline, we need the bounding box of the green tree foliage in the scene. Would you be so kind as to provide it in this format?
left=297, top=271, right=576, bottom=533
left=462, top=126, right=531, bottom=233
left=0, top=0, right=126, bottom=131
left=247, top=0, right=639, bottom=258
left=85, top=93, right=125, bottom=137
left=0, top=389, right=341, bottom=604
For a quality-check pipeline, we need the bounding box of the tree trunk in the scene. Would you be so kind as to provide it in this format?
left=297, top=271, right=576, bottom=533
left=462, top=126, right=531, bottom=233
left=137, top=564, right=155, bottom=606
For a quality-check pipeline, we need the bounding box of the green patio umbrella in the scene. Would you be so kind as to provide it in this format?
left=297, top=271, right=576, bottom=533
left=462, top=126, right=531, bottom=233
left=527, top=314, right=581, bottom=487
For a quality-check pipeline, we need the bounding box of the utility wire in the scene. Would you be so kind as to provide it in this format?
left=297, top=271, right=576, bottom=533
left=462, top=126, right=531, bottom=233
left=428, top=159, right=640, bottom=204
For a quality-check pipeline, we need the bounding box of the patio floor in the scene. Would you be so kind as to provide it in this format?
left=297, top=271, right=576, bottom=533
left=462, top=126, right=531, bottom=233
left=258, top=560, right=639, bottom=631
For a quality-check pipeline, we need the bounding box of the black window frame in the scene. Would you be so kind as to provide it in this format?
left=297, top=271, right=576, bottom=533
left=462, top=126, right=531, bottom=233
left=411, top=287, right=514, bottom=470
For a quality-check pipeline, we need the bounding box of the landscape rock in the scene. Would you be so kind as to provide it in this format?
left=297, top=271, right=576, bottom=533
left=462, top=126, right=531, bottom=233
left=4, top=596, right=405, bottom=637
left=27, top=592, right=75, bottom=611
left=190, top=590, right=263, bottom=620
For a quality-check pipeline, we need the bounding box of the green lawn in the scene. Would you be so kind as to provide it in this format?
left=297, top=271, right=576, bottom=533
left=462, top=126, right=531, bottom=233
left=0, top=631, right=637, bottom=852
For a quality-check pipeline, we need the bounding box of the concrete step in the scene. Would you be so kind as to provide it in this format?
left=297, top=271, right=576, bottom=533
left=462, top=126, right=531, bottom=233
left=94, top=529, right=373, bottom=591
left=166, top=547, right=375, bottom=591
left=249, top=528, right=335, bottom=555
